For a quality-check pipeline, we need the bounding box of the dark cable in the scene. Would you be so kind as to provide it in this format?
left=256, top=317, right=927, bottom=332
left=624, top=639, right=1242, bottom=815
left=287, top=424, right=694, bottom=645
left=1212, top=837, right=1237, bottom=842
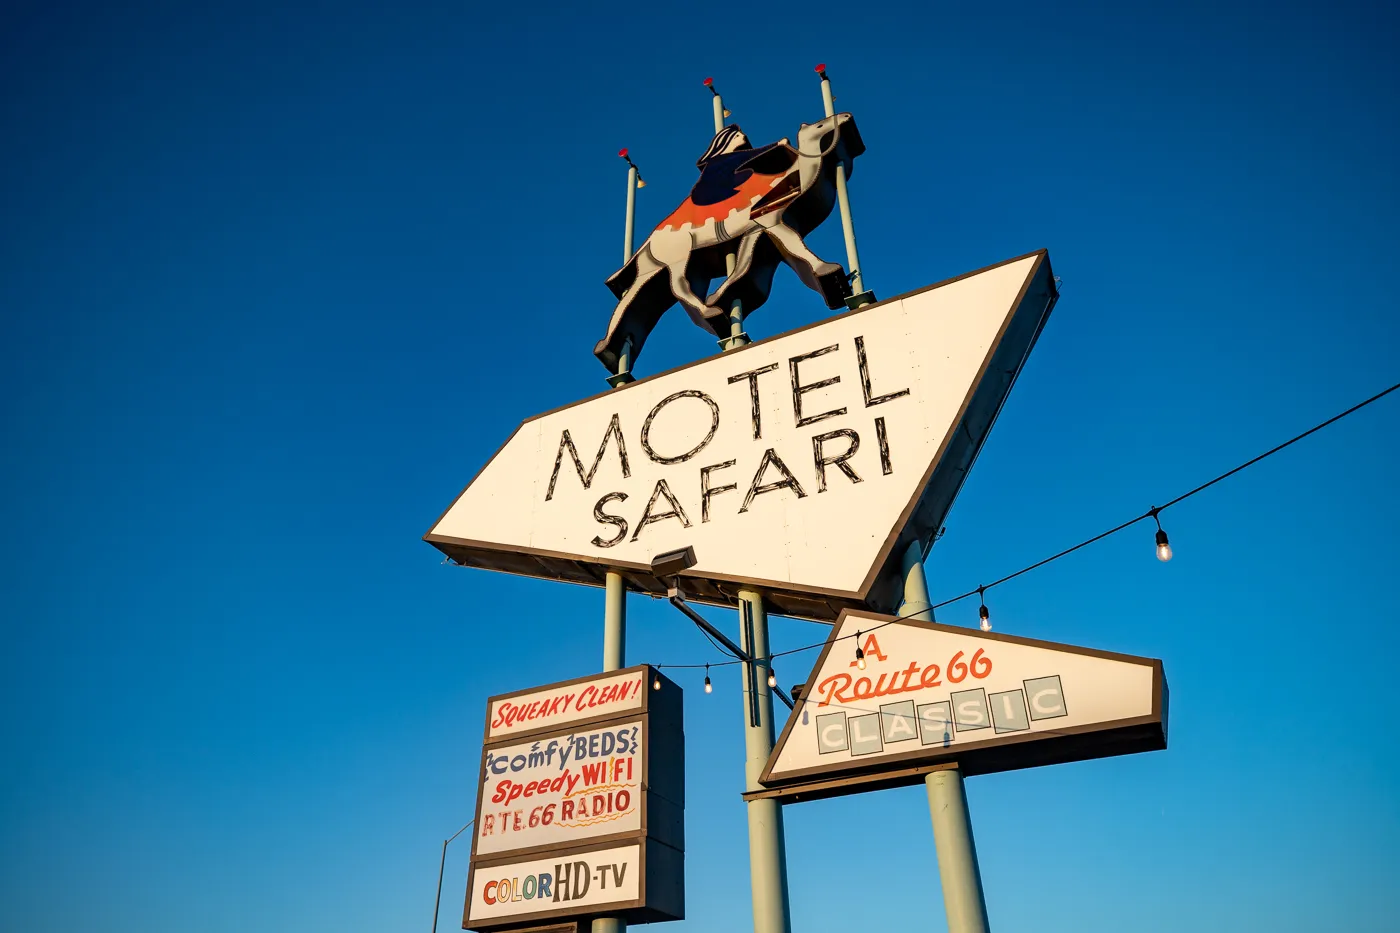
left=650, top=379, right=1398, bottom=673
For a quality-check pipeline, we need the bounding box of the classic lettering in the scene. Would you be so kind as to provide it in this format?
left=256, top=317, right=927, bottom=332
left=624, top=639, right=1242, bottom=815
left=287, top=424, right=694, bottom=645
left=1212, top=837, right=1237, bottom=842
left=789, top=344, right=847, bottom=427
left=546, top=413, right=630, bottom=501
left=700, top=460, right=737, bottom=522
left=812, top=428, right=861, bottom=492
left=739, top=448, right=807, bottom=513
left=855, top=334, right=910, bottom=406
left=629, top=479, right=692, bottom=540
left=728, top=363, right=779, bottom=439
left=640, top=390, right=720, bottom=464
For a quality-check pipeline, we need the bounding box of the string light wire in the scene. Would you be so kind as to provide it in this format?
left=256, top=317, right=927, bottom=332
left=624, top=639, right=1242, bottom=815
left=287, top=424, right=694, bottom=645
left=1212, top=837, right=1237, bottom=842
left=647, top=379, right=1400, bottom=677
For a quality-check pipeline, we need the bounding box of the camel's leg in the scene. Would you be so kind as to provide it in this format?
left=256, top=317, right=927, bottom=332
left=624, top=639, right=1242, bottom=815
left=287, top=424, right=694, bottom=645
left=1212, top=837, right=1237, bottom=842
left=595, top=250, right=665, bottom=368
left=667, top=260, right=713, bottom=328
left=764, top=222, right=852, bottom=309
left=706, top=231, right=761, bottom=318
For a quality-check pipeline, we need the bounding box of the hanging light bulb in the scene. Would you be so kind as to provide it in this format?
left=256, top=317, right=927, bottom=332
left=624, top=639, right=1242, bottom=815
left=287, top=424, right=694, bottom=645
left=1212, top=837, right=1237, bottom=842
left=636, top=177, right=646, bottom=188
left=767, top=665, right=777, bottom=689
left=703, top=664, right=712, bottom=694
left=1151, top=507, right=1173, bottom=562
left=722, top=107, right=732, bottom=118
left=854, top=630, right=866, bottom=670
left=652, top=674, right=661, bottom=691
left=978, top=586, right=992, bottom=632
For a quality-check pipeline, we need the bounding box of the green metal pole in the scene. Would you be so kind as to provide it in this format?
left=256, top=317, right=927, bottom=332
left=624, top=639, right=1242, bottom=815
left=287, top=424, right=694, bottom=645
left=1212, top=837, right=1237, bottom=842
left=623, top=164, right=638, bottom=260
left=708, top=80, right=748, bottom=350
left=738, top=587, right=792, bottom=933
left=593, top=192, right=635, bottom=933
left=592, top=571, right=627, bottom=933
left=431, top=820, right=473, bottom=933
left=817, top=67, right=868, bottom=301
left=900, top=540, right=990, bottom=933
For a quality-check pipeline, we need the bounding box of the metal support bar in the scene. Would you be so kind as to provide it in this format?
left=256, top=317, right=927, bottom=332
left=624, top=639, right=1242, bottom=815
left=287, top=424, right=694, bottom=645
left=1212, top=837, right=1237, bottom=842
left=737, top=588, right=792, bottom=933
left=926, top=768, right=989, bottom=933
left=623, top=164, right=638, bottom=259
left=817, top=66, right=873, bottom=305
left=903, top=540, right=990, bottom=933
left=665, top=592, right=792, bottom=709
left=431, top=820, right=474, bottom=933
left=742, top=600, right=761, bottom=727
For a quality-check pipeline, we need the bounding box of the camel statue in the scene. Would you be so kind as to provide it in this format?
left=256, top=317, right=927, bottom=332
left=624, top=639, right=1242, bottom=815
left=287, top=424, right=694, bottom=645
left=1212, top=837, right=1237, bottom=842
left=595, top=112, right=866, bottom=373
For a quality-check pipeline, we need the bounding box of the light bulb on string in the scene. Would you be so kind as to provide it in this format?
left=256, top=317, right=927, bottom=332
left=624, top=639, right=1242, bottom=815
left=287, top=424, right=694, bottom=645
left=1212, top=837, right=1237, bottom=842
left=703, top=664, right=712, bottom=694
left=767, top=665, right=777, bottom=689
left=978, top=586, right=992, bottom=632
left=1150, top=507, right=1173, bottom=562
left=652, top=674, right=661, bottom=691
left=854, top=630, right=866, bottom=670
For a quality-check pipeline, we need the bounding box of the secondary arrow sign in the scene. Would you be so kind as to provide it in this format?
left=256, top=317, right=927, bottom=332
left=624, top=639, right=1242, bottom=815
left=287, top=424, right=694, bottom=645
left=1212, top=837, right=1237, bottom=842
left=754, top=609, right=1167, bottom=803
left=426, top=251, right=1057, bottom=620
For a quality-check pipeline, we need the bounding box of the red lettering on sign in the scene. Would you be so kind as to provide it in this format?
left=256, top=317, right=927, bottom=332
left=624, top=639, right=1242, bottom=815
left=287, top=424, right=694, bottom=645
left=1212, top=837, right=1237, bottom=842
left=816, top=648, right=992, bottom=707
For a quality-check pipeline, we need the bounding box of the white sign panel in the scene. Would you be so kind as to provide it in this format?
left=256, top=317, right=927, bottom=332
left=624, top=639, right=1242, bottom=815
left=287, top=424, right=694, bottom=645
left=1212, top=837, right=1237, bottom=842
left=762, top=610, right=1166, bottom=791
left=467, top=843, right=641, bottom=925
left=486, top=669, right=646, bottom=741
left=426, top=251, right=1057, bottom=620
left=476, top=719, right=643, bottom=857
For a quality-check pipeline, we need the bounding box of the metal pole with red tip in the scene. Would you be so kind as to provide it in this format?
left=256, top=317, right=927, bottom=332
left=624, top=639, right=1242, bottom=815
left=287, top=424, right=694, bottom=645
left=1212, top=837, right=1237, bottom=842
left=609, top=149, right=644, bottom=387
left=703, top=76, right=730, bottom=135
left=594, top=148, right=643, bottom=933
left=815, top=64, right=874, bottom=306
left=705, top=77, right=791, bottom=933
left=705, top=78, right=749, bottom=350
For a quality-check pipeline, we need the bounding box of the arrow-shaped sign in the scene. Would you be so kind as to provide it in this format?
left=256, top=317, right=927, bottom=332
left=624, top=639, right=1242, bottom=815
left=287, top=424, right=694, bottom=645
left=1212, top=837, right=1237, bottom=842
left=426, top=251, right=1057, bottom=620
left=754, top=609, right=1167, bottom=802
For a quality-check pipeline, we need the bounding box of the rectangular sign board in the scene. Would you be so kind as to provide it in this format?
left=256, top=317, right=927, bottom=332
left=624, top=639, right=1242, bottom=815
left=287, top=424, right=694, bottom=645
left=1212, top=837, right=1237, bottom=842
left=755, top=610, right=1167, bottom=803
left=426, top=251, right=1058, bottom=621
left=485, top=668, right=647, bottom=742
left=475, top=717, right=648, bottom=857
left=465, top=666, right=683, bottom=930
left=466, top=839, right=684, bottom=930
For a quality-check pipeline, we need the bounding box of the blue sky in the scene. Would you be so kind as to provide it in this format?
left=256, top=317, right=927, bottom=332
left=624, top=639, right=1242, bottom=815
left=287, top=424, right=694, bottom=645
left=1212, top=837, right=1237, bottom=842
left=2, top=1, right=1398, bottom=931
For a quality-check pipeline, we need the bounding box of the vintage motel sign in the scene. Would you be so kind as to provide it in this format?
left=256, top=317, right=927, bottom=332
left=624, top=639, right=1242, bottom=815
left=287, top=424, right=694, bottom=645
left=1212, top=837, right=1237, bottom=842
left=426, top=250, right=1058, bottom=621
left=751, top=610, right=1167, bottom=801
left=464, top=666, right=685, bottom=931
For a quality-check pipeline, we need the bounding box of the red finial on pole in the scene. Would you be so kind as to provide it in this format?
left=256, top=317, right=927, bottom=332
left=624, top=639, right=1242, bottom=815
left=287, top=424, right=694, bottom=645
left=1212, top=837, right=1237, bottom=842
left=703, top=76, right=719, bottom=96
left=815, top=63, right=828, bottom=77
left=618, top=147, right=629, bottom=158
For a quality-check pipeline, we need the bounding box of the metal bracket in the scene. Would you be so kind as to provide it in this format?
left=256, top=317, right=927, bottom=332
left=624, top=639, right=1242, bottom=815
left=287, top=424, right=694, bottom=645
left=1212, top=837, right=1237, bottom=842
left=741, top=600, right=761, bottom=728
left=664, top=589, right=793, bottom=712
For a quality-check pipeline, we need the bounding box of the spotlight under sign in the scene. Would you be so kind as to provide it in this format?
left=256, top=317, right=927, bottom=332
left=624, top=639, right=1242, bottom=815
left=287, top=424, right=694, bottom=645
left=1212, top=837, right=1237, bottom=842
left=751, top=610, right=1167, bottom=803
left=425, top=251, right=1057, bottom=621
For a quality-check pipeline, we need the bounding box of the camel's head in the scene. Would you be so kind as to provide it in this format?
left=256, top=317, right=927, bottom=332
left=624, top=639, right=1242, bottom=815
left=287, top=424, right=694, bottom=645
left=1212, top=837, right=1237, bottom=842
left=796, top=112, right=866, bottom=177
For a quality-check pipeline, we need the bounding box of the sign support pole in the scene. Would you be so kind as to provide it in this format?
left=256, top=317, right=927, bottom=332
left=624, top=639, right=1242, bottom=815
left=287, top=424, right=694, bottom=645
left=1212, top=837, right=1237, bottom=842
left=900, top=540, right=991, bottom=933
left=610, top=152, right=644, bottom=387
left=591, top=157, right=645, bottom=933
left=704, top=82, right=787, bottom=932
left=816, top=65, right=873, bottom=307
left=738, top=587, right=792, bottom=933
left=708, top=79, right=749, bottom=351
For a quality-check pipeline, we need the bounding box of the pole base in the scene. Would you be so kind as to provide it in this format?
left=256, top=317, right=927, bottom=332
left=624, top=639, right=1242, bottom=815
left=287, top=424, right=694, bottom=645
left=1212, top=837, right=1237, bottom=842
left=718, top=332, right=751, bottom=351
left=606, top=371, right=636, bottom=388
left=844, top=291, right=877, bottom=310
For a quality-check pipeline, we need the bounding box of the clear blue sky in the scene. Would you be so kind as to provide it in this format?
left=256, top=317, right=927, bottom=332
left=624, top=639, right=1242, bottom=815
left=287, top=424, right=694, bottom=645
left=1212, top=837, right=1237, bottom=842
left=3, top=1, right=1398, bottom=931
